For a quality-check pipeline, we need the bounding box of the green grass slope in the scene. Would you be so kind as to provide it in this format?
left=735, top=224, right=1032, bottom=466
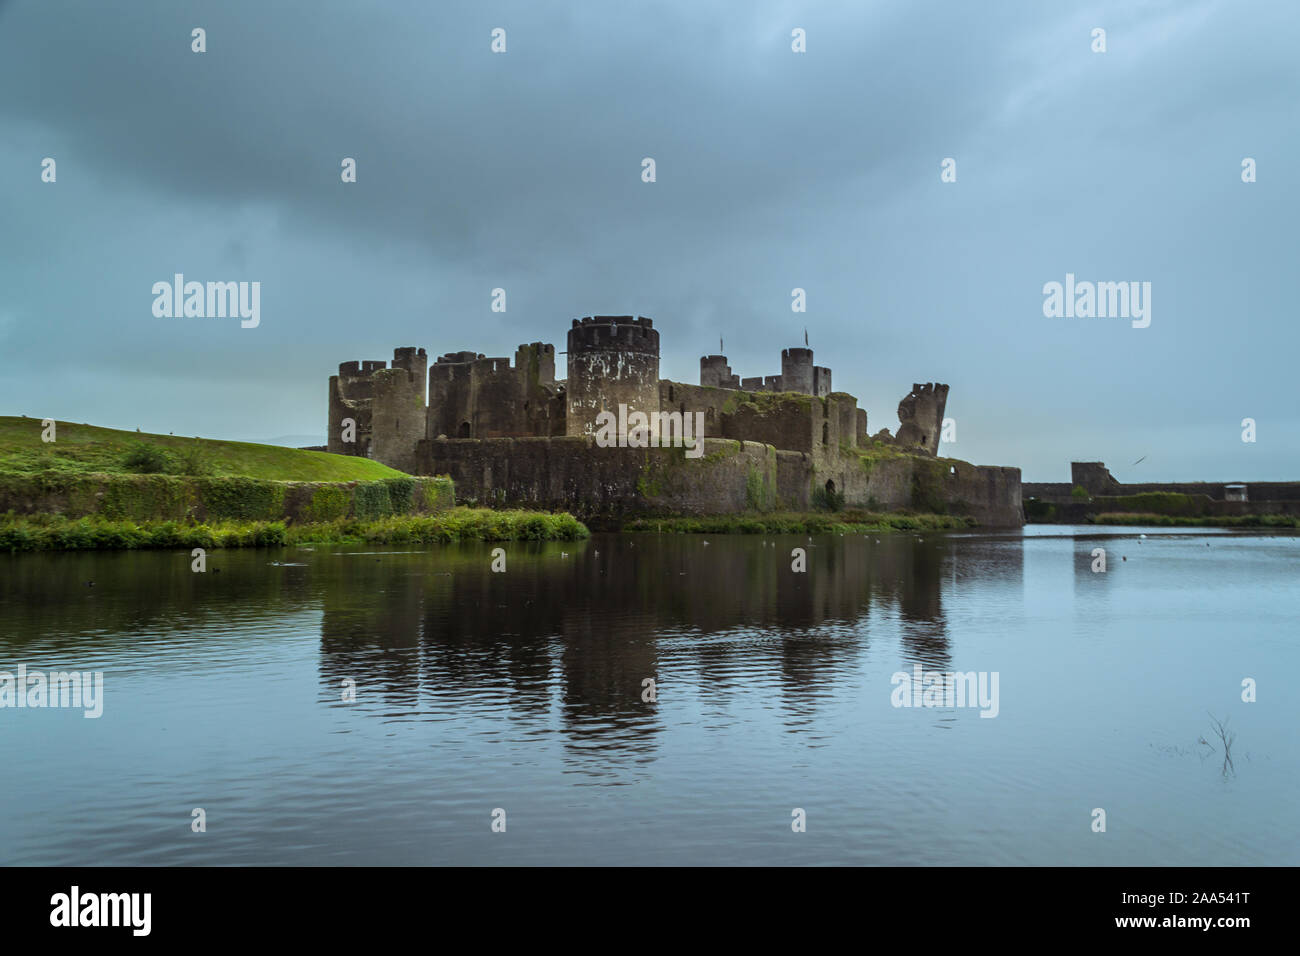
left=0, top=416, right=406, bottom=481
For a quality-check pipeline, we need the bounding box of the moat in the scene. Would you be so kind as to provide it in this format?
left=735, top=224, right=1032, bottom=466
left=1, top=528, right=1296, bottom=865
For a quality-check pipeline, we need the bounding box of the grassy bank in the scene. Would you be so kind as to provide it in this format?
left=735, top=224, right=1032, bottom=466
left=0, top=508, right=589, bottom=552
left=0, top=417, right=401, bottom=481
left=0, top=472, right=455, bottom=523
left=1091, top=512, right=1300, bottom=528
left=623, top=511, right=977, bottom=534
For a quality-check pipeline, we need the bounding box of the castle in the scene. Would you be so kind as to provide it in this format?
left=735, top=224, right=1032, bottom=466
left=327, top=315, right=1021, bottom=525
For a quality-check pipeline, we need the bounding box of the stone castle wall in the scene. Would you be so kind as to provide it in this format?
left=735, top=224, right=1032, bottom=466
left=416, top=435, right=1023, bottom=527
left=426, top=343, right=561, bottom=440
left=417, top=436, right=776, bottom=520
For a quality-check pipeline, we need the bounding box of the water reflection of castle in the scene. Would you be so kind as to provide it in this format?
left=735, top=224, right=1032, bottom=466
left=316, top=535, right=1024, bottom=772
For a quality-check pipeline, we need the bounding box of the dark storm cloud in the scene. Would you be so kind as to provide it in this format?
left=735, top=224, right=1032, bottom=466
left=1, top=0, right=1297, bottom=477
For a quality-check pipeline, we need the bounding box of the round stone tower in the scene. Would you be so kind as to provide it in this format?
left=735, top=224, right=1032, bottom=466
left=781, top=347, right=815, bottom=394
left=565, top=315, right=660, bottom=440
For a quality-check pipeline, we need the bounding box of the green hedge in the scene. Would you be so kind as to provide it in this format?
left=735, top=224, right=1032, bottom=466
left=0, top=472, right=456, bottom=522
left=0, top=508, right=587, bottom=551
left=0, top=516, right=289, bottom=551
left=195, top=476, right=288, bottom=520
left=1091, top=512, right=1298, bottom=528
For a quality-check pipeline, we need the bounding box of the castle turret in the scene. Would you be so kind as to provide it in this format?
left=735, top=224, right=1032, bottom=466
left=391, top=347, right=428, bottom=404
left=369, top=348, right=427, bottom=472
left=781, top=347, right=815, bottom=395
left=566, top=316, right=660, bottom=440
left=700, top=355, right=739, bottom=389
left=813, top=365, right=832, bottom=398
left=327, top=358, right=387, bottom=456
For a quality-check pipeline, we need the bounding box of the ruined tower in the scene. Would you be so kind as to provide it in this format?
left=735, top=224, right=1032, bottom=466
left=328, top=349, right=426, bottom=469
left=327, top=358, right=387, bottom=457
left=566, top=316, right=660, bottom=440
left=699, top=354, right=740, bottom=389
left=894, top=383, right=949, bottom=457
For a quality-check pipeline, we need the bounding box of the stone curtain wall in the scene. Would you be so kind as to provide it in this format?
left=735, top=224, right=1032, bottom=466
left=420, top=436, right=774, bottom=518
left=419, top=436, right=1024, bottom=527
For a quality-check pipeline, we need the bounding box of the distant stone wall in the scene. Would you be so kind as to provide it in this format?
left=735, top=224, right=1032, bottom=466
left=1071, top=461, right=1120, bottom=495
left=1023, top=460, right=1300, bottom=521
left=1106, top=481, right=1300, bottom=501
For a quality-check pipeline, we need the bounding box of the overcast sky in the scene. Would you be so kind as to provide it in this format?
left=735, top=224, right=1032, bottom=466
left=2, top=0, right=1296, bottom=480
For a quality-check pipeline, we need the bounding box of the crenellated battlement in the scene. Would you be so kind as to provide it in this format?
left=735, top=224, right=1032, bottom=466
left=434, top=351, right=483, bottom=366
left=566, top=317, right=660, bottom=437
left=338, top=359, right=387, bottom=378
left=572, top=315, right=654, bottom=329
left=429, top=346, right=553, bottom=381
left=329, top=348, right=425, bottom=464
left=713, top=345, right=829, bottom=396
left=567, top=316, right=659, bottom=355
left=392, top=347, right=427, bottom=368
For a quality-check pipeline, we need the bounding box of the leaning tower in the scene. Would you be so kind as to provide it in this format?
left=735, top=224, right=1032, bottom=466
left=565, top=316, right=660, bottom=440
